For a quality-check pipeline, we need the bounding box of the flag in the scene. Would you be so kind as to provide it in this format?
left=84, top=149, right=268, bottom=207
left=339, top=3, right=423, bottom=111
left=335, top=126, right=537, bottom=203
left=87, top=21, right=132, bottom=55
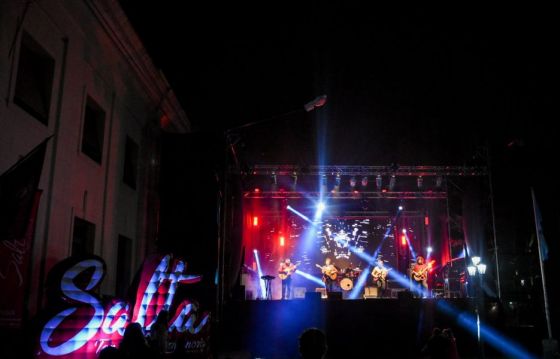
left=0, top=138, right=48, bottom=328
left=531, top=188, right=549, bottom=261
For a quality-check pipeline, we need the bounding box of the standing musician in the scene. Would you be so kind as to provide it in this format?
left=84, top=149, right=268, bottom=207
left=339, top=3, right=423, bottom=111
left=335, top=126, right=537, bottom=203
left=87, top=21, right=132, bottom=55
left=278, top=258, right=298, bottom=299
left=371, top=258, right=390, bottom=298
left=411, top=256, right=429, bottom=297
left=316, top=257, right=338, bottom=293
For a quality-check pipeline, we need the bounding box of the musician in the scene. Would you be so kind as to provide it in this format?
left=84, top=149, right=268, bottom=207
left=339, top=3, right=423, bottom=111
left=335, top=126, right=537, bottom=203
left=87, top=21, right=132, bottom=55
left=320, top=257, right=337, bottom=292
left=279, top=258, right=297, bottom=299
left=371, top=259, right=389, bottom=297
left=411, top=256, right=429, bottom=297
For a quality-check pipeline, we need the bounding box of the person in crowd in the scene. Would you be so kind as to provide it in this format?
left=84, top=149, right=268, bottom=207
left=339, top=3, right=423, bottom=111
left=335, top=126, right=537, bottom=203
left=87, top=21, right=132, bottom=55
left=442, top=328, right=459, bottom=359
left=149, top=310, right=170, bottom=357
left=98, top=346, right=120, bottom=359
left=421, top=327, right=448, bottom=359
left=119, top=322, right=154, bottom=359
left=299, top=327, right=327, bottom=359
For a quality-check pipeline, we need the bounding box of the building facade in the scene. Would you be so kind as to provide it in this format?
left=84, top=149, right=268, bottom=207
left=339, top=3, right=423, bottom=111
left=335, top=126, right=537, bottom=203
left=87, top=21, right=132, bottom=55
left=0, top=0, right=189, bottom=316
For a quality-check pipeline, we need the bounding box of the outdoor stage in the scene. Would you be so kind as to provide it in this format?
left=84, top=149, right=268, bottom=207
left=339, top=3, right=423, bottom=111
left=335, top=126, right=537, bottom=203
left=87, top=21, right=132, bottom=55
left=219, top=297, right=541, bottom=358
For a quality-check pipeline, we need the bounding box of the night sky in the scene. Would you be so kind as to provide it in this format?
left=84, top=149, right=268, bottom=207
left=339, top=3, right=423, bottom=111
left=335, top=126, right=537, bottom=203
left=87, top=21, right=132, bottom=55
left=121, top=1, right=558, bottom=325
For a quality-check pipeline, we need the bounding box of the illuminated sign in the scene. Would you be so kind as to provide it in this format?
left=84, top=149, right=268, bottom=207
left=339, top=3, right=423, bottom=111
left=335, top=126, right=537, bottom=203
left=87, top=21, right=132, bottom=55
left=36, top=254, right=210, bottom=358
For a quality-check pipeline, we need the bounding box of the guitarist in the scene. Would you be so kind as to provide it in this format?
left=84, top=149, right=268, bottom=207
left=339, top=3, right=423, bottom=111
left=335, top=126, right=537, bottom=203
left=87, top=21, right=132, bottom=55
left=279, top=258, right=297, bottom=299
left=371, top=259, right=390, bottom=297
left=411, top=256, right=429, bottom=297
left=318, top=257, right=338, bottom=293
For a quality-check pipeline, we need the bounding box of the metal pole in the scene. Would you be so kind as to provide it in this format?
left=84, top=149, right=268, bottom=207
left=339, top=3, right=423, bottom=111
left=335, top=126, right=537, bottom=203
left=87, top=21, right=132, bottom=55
left=531, top=188, right=553, bottom=339
left=486, top=146, right=502, bottom=299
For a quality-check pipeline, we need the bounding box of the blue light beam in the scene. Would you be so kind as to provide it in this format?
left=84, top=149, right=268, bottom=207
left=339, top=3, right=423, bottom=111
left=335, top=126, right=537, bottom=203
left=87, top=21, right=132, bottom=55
left=253, top=249, right=266, bottom=299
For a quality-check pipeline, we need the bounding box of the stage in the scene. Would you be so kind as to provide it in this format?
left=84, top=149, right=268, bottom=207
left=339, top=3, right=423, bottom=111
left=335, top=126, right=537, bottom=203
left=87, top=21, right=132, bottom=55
left=218, top=297, right=541, bottom=358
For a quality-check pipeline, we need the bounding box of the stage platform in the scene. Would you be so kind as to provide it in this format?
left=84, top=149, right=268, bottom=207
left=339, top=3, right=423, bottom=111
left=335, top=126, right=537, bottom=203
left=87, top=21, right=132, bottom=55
left=218, top=297, right=541, bottom=358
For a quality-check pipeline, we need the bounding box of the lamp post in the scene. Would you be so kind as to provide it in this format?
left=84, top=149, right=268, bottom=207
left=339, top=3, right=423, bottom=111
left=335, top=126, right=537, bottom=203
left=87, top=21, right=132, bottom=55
left=468, top=256, right=486, bottom=358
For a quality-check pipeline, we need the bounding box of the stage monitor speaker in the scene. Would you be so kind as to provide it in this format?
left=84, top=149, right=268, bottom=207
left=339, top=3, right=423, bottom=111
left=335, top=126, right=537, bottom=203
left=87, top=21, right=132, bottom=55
left=305, top=292, right=321, bottom=301
left=315, top=287, right=327, bottom=299
left=327, top=291, right=343, bottom=300
left=293, top=287, right=306, bottom=299
left=363, top=286, right=378, bottom=299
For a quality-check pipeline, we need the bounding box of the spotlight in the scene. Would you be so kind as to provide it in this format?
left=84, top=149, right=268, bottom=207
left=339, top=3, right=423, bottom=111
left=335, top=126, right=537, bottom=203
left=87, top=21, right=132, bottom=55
left=376, top=175, right=382, bottom=190
left=349, top=176, right=357, bottom=188
left=317, top=202, right=326, bottom=212
left=467, top=265, right=477, bottom=276
left=361, top=176, right=368, bottom=187
left=436, top=176, right=443, bottom=188
left=402, top=228, right=407, bottom=234
left=389, top=175, right=396, bottom=190
left=398, top=205, right=404, bottom=211
left=291, top=172, right=298, bottom=191
left=427, top=246, right=433, bottom=254
left=417, top=176, right=423, bottom=189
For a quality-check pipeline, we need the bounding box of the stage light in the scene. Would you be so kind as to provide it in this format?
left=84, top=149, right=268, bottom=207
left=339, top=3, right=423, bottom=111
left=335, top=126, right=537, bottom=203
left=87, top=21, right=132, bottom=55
left=291, top=172, right=298, bottom=191
left=425, top=216, right=430, bottom=226
left=279, top=236, right=285, bottom=246
left=361, top=176, right=368, bottom=187
left=402, top=228, right=407, bottom=234
left=398, top=205, right=403, bottom=211
left=375, top=175, right=382, bottom=190
left=320, top=175, right=328, bottom=193
left=471, top=256, right=481, bottom=266
left=253, top=216, right=259, bottom=227
left=295, top=270, right=325, bottom=287
left=349, top=176, right=357, bottom=188
left=477, top=263, right=487, bottom=275
left=254, top=188, right=260, bottom=193
left=287, top=205, right=313, bottom=224
left=401, top=235, right=407, bottom=246
left=389, top=175, right=396, bottom=190
left=467, top=265, right=477, bottom=276
left=253, top=250, right=266, bottom=299
left=317, top=202, right=326, bottom=212
left=417, top=176, right=423, bottom=189
left=427, top=246, right=433, bottom=254
left=436, top=176, right=443, bottom=188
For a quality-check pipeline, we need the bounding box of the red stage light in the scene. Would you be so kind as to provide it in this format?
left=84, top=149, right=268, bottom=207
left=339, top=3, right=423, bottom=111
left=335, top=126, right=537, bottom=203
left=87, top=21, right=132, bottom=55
left=401, top=235, right=407, bottom=246
left=425, top=216, right=430, bottom=225
left=280, top=236, right=285, bottom=246
left=253, top=216, right=259, bottom=226
left=254, top=188, right=260, bottom=193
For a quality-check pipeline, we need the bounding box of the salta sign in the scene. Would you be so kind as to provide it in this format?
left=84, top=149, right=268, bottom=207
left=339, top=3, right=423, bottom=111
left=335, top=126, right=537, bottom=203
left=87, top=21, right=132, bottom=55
left=35, top=254, right=211, bottom=358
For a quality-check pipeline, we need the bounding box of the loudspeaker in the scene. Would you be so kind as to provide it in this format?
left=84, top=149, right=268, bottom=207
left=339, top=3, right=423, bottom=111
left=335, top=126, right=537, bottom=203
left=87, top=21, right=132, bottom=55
left=363, top=286, right=378, bottom=299
left=327, top=291, right=343, bottom=300
left=305, top=292, right=321, bottom=301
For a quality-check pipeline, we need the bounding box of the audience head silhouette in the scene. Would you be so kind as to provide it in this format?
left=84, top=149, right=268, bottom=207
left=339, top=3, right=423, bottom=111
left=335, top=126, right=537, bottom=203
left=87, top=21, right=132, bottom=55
left=299, top=328, right=327, bottom=359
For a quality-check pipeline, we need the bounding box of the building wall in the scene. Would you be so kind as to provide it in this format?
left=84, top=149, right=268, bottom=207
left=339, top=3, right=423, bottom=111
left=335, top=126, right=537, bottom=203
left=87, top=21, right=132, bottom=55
left=0, top=0, right=189, bottom=315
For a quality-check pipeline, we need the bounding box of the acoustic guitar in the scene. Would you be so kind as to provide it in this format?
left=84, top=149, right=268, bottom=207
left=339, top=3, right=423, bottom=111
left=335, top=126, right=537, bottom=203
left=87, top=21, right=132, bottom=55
left=371, top=267, right=391, bottom=282
left=316, top=264, right=338, bottom=280
left=412, top=266, right=430, bottom=281
left=278, top=262, right=299, bottom=280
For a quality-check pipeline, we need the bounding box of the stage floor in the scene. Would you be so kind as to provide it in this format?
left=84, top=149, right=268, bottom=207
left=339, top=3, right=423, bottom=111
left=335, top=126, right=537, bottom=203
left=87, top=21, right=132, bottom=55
left=218, top=297, right=541, bottom=359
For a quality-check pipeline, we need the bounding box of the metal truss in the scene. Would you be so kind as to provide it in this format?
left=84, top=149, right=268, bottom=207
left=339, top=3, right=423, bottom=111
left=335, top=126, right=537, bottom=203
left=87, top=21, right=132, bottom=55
left=244, top=164, right=487, bottom=177
left=244, top=190, right=448, bottom=200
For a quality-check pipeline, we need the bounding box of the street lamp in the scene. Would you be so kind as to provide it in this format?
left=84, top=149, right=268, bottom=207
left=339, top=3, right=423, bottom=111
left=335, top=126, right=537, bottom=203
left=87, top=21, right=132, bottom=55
left=468, top=256, right=486, bottom=358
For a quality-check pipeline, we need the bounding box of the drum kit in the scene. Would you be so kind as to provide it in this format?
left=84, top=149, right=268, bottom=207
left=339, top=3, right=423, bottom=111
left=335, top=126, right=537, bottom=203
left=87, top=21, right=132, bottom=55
left=338, top=267, right=362, bottom=291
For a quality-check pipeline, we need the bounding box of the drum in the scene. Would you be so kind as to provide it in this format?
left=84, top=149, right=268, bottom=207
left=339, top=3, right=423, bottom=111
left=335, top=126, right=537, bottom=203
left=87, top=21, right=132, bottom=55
left=340, top=277, right=353, bottom=291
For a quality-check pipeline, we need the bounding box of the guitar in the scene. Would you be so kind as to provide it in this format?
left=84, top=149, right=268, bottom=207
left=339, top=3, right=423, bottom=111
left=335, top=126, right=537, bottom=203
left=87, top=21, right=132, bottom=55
left=278, top=262, right=299, bottom=280
left=315, top=264, right=338, bottom=281
left=371, top=267, right=391, bottom=282
left=412, top=266, right=430, bottom=281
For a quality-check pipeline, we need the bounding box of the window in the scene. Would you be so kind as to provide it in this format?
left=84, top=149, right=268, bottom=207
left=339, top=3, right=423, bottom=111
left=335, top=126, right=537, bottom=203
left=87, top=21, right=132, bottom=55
left=81, top=97, right=105, bottom=164
left=13, top=32, right=55, bottom=125
left=72, top=217, right=95, bottom=257
left=123, top=136, right=139, bottom=189
left=115, top=235, right=132, bottom=297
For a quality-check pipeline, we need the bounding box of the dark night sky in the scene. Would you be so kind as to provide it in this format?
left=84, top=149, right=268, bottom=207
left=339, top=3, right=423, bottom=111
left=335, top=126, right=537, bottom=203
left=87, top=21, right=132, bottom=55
left=121, top=2, right=559, bottom=309
left=120, top=2, right=555, bottom=166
